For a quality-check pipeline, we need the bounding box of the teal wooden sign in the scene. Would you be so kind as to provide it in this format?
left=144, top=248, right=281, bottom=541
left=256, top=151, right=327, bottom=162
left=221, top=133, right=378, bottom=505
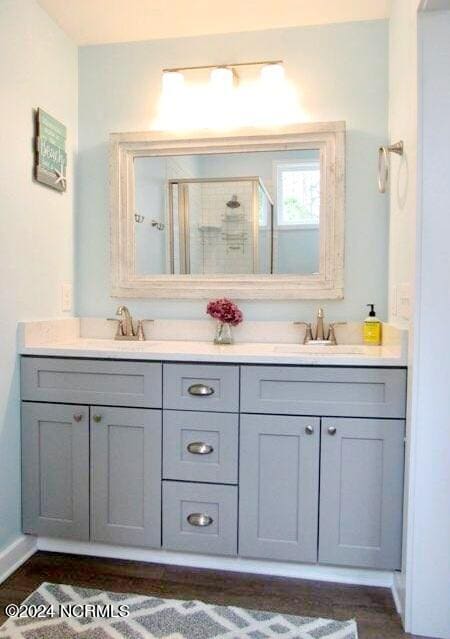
left=35, top=108, right=67, bottom=192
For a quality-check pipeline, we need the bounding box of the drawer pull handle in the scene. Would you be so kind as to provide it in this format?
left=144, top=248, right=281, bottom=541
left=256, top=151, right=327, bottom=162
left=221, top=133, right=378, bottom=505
left=187, top=442, right=214, bottom=455
left=188, top=383, right=215, bottom=397
left=305, top=425, right=314, bottom=435
left=73, top=414, right=83, bottom=423
left=187, top=513, right=213, bottom=527
left=93, top=415, right=102, bottom=423
left=328, top=426, right=337, bottom=436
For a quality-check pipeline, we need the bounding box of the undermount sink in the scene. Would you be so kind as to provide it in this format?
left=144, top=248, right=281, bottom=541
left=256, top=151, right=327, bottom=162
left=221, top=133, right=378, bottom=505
left=62, top=338, right=379, bottom=358
left=218, top=342, right=374, bottom=355
left=272, top=344, right=374, bottom=355
left=75, top=339, right=163, bottom=351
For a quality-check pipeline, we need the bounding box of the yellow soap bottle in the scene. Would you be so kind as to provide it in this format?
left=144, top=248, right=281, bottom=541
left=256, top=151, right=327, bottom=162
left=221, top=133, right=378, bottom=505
left=363, top=304, right=382, bottom=345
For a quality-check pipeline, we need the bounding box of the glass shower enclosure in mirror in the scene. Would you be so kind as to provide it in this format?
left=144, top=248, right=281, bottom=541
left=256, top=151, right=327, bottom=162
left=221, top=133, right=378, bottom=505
left=134, top=149, right=321, bottom=277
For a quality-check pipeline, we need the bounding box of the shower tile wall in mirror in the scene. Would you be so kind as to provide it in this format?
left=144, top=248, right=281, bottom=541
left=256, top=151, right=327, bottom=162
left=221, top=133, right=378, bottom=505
left=134, top=150, right=320, bottom=277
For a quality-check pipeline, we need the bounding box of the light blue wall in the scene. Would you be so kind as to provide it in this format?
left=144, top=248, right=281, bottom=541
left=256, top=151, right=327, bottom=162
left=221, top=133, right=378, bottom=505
left=78, top=19, right=388, bottom=322
left=0, top=0, right=77, bottom=553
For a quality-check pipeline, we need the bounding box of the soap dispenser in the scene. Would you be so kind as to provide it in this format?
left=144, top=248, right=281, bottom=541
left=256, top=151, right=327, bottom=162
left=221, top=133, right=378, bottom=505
left=363, top=304, right=382, bottom=345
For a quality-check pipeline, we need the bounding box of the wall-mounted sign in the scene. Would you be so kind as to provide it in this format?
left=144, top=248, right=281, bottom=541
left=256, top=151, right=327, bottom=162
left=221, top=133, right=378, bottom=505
left=35, top=108, right=67, bottom=192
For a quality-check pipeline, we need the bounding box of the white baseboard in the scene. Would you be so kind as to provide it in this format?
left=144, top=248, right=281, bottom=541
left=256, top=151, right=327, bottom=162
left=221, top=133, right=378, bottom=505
left=391, top=572, right=404, bottom=618
left=37, top=537, right=394, bottom=588
left=0, top=535, right=37, bottom=585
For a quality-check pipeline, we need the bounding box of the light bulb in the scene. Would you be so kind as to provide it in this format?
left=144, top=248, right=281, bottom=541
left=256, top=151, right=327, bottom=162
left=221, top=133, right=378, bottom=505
left=260, top=63, right=285, bottom=85
left=210, top=67, right=234, bottom=91
left=162, top=71, right=185, bottom=94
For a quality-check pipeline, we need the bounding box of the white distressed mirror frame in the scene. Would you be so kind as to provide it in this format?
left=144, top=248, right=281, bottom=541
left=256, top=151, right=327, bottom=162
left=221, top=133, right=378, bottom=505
left=110, top=122, right=345, bottom=300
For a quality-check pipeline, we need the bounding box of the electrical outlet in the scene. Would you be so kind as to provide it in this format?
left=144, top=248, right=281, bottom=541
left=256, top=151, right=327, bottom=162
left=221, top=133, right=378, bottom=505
left=398, top=282, right=411, bottom=321
left=390, top=285, right=398, bottom=318
left=61, top=281, right=73, bottom=312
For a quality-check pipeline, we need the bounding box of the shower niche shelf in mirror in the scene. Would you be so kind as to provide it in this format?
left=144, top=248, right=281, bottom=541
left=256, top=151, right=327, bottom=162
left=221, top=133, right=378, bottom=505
left=110, top=123, right=345, bottom=299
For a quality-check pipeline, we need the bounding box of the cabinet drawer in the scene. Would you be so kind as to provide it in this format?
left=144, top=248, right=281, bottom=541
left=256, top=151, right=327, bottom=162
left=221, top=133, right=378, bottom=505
left=163, top=411, right=238, bottom=484
left=241, top=366, right=406, bottom=418
left=21, top=357, right=162, bottom=408
left=163, top=482, right=237, bottom=556
left=163, top=364, right=239, bottom=412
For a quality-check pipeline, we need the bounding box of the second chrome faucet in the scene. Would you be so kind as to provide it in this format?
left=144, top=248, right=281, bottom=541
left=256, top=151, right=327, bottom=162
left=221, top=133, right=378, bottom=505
left=295, top=308, right=345, bottom=345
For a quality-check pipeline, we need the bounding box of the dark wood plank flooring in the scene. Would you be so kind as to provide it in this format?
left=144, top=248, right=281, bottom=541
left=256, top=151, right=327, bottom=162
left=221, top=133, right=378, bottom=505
left=0, top=552, right=430, bottom=639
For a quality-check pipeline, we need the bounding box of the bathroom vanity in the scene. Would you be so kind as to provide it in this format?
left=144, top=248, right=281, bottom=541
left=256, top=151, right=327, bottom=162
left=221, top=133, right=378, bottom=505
left=18, top=122, right=406, bottom=579
left=19, top=327, right=406, bottom=573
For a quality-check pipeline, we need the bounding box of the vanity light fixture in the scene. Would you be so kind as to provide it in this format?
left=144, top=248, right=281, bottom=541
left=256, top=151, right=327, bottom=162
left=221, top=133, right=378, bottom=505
left=155, top=60, right=303, bottom=130
left=162, top=60, right=284, bottom=90
left=260, top=62, right=285, bottom=84
left=210, top=66, right=235, bottom=90
left=162, top=70, right=185, bottom=93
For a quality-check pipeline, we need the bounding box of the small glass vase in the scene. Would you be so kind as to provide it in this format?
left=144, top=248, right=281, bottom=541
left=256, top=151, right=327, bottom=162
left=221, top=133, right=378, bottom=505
left=214, top=322, right=233, bottom=345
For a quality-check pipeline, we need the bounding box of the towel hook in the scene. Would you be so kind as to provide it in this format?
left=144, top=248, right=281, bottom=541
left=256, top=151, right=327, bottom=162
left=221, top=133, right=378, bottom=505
left=378, top=141, right=404, bottom=193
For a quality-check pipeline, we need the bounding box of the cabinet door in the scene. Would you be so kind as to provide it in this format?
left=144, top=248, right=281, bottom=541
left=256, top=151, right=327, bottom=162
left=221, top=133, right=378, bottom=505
left=22, top=402, right=89, bottom=540
left=91, top=407, right=161, bottom=547
left=319, top=418, right=404, bottom=569
left=239, top=415, right=320, bottom=562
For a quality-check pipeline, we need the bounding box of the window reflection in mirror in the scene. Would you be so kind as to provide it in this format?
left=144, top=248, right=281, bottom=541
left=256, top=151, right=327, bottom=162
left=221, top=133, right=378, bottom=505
left=134, top=149, right=320, bottom=277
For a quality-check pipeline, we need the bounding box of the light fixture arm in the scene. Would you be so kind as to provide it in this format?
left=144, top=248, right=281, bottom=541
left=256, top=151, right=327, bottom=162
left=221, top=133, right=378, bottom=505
left=162, top=60, right=283, bottom=73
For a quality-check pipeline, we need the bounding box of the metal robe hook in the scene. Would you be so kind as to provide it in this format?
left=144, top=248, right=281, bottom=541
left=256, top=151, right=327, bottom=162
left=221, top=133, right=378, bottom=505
left=378, top=141, right=404, bottom=193
left=151, top=219, right=165, bottom=231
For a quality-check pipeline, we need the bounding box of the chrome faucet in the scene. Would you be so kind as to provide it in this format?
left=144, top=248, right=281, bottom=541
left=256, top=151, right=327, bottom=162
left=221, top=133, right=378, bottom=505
left=295, top=308, right=346, bottom=345
left=116, top=305, right=135, bottom=338
left=315, top=307, right=325, bottom=341
left=108, top=305, right=150, bottom=341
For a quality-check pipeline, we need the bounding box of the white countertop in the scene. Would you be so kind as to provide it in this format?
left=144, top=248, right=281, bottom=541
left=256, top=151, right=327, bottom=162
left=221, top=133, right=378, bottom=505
left=19, top=337, right=406, bottom=367
left=17, top=318, right=408, bottom=366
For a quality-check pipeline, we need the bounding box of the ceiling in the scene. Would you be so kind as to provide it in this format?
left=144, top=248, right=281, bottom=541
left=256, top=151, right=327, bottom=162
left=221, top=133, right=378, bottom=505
left=37, top=0, right=390, bottom=46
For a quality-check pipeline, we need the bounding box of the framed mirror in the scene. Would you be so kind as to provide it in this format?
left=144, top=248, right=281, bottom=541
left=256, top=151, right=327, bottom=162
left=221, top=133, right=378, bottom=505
left=110, top=123, right=345, bottom=299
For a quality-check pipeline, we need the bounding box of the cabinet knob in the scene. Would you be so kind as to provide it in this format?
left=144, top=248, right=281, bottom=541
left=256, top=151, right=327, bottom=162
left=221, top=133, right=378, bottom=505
left=305, top=425, right=314, bottom=435
left=73, top=413, right=83, bottom=423
left=187, top=442, right=214, bottom=455
left=188, top=383, right=215, bottom=397
left=93, top=414, right=102, bottom=423
left=187, top=513, right=213, bottom=527
left=327, top=426, right=337, bottom=436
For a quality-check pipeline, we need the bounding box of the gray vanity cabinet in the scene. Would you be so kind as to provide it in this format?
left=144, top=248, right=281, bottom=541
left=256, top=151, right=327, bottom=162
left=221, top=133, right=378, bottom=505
left=21, top=357, right=407, bottom=572
left=22, top=402, right=90, bottom=540
left=319, top=418, right=404, bottom=569
left=239, top=414, right=320, bottom=563
left=90, top=407, right=162, bottom=548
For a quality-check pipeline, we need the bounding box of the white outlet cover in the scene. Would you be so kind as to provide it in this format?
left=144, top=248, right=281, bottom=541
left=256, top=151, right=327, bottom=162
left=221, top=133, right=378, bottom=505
left=390, top=285, right=398, bottom=318
left=61, top=281, right=73, bottom=312
left=398, top=282, right=411, bottom=320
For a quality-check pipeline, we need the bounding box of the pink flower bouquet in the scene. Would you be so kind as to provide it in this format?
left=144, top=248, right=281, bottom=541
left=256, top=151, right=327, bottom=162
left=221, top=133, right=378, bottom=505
left=206, top=298, right=243, bottom=344
left=206, top=298, right=243, bottom=326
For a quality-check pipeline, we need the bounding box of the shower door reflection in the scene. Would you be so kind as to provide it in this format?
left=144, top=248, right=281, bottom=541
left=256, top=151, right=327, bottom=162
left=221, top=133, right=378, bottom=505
left=169, top=178, right=273, bottom=275
left=133, top=148, right=322, bottom=278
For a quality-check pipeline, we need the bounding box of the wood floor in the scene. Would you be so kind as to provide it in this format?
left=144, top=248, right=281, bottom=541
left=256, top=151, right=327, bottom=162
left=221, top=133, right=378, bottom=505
left=0, top=551, right=430, bottom=639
